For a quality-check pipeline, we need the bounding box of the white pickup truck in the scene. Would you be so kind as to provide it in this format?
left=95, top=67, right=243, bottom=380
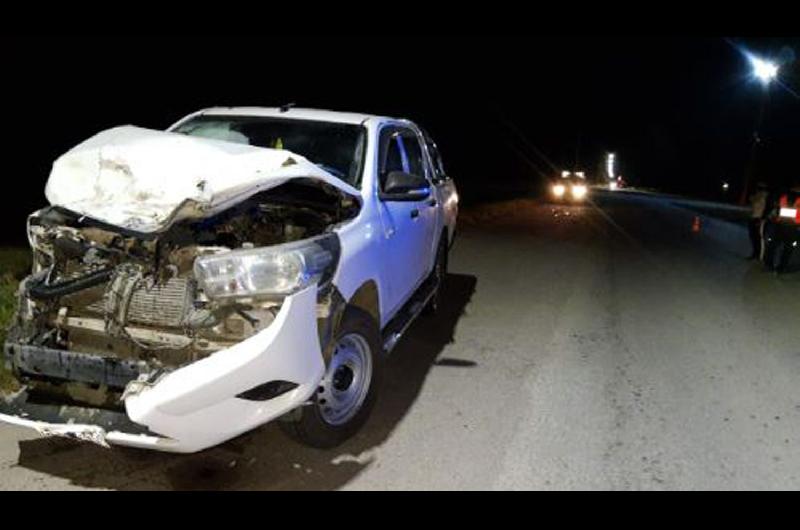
left=0, top=107, right=458, bottom=453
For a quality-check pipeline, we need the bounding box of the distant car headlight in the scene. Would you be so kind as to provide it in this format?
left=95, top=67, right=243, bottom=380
left=609, top=181, right=618, bottom=191
left=194, top=233, right=340, bottom=300
left=572, top=184, right=588, bottom=199
left=553, top=184, right=566, bottom=197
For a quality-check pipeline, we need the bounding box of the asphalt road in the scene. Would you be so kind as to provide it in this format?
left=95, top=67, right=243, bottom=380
left=1, top=191, right=799, bottom=490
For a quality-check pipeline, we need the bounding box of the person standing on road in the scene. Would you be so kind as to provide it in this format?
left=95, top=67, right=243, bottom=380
left=747, top=181, right=770, bottom=260
left=762, top=183, right=800, bottom=273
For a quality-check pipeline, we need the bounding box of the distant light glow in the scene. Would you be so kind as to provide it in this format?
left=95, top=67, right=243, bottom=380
left=575, top=171, right=585, bottom=179
left=609, top=181, right=618, bottom=191
left=553, top=184, right=566, bottom=197
left=750, top=56, right=779, bottom=84
left=605, top=152, right=616, bottom=180
left=572, top=184, right=588, bottom=199
left=722, top=182, right=730, bottom=191
left=561, top=170, right=571, bottom=178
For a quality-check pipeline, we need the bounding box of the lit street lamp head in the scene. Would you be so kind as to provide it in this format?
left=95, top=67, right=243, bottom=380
left=750, top=56, right=779, bottom=85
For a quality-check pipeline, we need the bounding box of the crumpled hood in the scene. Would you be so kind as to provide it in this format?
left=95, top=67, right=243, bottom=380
left=45, top=126, right=360, bottom=233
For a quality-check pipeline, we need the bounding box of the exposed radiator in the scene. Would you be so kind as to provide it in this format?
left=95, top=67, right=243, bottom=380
left=86, top=277, right=193, bottom=328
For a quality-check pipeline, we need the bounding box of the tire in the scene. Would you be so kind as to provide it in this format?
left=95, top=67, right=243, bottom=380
left=281, top=306, right=382, bottom=449
left=774, top=242, right=792, bottom=274
left=424, top=236, right=448, bottom=315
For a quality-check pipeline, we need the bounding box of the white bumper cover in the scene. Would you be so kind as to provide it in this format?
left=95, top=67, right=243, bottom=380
left=0, top=286, right=325, bottom=453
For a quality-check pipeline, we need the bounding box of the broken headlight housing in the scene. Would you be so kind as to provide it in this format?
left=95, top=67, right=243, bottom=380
left=194, top=233, right=340, bottom=300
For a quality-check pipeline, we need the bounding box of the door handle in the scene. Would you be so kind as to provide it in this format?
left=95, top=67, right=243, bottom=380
left=427, top=198, right=437, bottom=207
left=410, top=208, right=419, bottom=219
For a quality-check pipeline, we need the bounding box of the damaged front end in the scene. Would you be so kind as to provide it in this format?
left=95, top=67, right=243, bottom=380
left=1, top=132, right=360, bottom=452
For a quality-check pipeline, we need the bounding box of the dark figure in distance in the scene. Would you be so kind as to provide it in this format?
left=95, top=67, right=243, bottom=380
left=747, top=182, right=770, bottom=260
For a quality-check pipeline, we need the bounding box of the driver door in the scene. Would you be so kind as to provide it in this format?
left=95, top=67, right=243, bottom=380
left=377, top=126, right=437, bottom=318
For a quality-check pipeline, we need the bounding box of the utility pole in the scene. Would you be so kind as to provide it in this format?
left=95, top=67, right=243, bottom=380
left=740, top=88, right=769, bottom=205
left=739, top=54, right=779, bottom=205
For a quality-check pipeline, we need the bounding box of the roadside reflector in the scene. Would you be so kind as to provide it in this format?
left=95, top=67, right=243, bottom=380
left=692, top=216, right=701, bottom=233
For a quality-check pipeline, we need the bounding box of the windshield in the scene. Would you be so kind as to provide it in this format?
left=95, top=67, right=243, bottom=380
left=172, top=115, right=367, bottom=187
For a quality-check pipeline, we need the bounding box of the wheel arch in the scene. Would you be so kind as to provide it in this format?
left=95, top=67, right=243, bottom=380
left=346, top=279, right=381, bottom=328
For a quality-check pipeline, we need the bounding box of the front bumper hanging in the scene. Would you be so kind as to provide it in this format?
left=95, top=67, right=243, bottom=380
left=0, top=285, right=325, bottom=453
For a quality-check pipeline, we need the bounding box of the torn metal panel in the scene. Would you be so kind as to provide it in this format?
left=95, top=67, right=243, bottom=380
left=45, top=126, right=360, bottom=233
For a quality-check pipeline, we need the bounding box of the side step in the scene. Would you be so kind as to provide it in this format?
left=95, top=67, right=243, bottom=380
left=381, top=276, right=438, bottom=354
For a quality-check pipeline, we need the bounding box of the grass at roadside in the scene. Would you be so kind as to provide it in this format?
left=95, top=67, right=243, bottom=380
left=0, top=247, right=30, bottom=392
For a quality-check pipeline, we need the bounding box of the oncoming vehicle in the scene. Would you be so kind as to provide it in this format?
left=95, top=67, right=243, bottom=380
left=551, top=170, right=589, bottom=202
left=0, top=107, right=458, bottom=453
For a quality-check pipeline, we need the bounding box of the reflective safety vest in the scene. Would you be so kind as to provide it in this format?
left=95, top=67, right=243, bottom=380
left=778, top=194, right=800, bottom=224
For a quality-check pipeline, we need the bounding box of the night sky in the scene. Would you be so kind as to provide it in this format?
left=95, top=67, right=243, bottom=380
left=3, top=34, right=798, bottom=245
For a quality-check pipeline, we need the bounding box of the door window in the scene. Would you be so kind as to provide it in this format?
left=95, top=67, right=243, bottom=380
left=399, top=132, right=426, bottom=179
left=379, top=131, right=405, bottom=191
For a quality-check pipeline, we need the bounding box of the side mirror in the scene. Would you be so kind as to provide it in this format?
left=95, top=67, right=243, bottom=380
left=380, top=171, right=431, bottom=202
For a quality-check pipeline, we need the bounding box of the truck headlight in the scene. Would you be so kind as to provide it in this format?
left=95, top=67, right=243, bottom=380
left=553, top=184, right=566, bottom=197
left=194, top=233, right=340, bottom=300
left=572, top=184, right=588, bottom=199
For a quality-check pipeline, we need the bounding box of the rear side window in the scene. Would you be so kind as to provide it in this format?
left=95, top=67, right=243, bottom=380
left=425, top=137, right=447, bottom=184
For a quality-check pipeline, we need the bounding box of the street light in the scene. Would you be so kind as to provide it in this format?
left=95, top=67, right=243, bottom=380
left=750, top=55, right=779, bottom=85
left=739, top=53, right=781, bottom=204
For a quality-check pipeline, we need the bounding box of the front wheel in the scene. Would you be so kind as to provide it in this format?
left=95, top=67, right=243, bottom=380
left=281, top=307, right=382, bottom=448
